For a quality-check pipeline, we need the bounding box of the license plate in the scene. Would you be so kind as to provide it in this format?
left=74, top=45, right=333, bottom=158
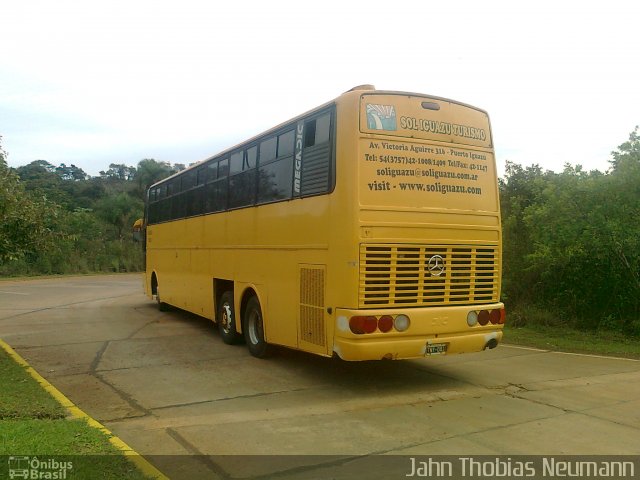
left=425, top=343, right=448, bottom=355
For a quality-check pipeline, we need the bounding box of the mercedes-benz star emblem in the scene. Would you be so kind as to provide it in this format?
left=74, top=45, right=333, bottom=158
left=427, top=254, right=446, bottom=277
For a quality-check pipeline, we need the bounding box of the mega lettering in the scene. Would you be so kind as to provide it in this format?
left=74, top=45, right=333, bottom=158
left=294, top=121, right=304, bottom=195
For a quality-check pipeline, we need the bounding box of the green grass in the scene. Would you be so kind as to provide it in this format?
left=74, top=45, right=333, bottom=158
left=503, top=324, right=640, bottom=359
left=0, top=347, right=153, bottom=478
left=0, top=351, right=66, bottom=420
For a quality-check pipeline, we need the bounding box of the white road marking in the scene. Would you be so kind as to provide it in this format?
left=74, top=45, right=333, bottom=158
left=503, top=343, right=639, bottom=362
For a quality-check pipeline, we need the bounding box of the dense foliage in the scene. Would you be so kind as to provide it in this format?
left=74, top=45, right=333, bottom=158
left=501, top=128, right=640, bottom=335
left=0, top=137, right=181, bottom=275
left=1, top=129, right=638, bottom=334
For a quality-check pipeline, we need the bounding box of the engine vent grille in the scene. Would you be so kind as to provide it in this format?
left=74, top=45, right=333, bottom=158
left=300, top=266, right=326, bottom=346
left=359, top=244, right=499, bottom=308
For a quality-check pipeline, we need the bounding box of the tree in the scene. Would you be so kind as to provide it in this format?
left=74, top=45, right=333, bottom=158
left=100, top=163, right=136, bottom=181
left=16, top=160, right=71, bottom=207
left=609, top=126, right=640, bottom=174
left=0, top=138, right=61, bottom=263
left=55, top=163, right=88, bottom=181
left=500, top=128, right=640, bottom=333
left=132, top=158, right=174, bottom=199
left=95, top=192, right=144, bottom=240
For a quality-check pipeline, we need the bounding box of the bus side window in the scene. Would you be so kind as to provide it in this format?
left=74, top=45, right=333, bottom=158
left=158, top=184, right=169, bottom=222
left=196, top=166, right=207, bottom=186
left=278, top=130, right=294, bottom=157
left=245, top=146, right=257, bottom=170
left=216, top=159, right=229, bottom=211
left=315, top=113, right=331, bottom=144
left=258, top=156, right=293, bottom=203
left=218, top=158, right=229, bottom=178
left=260, top=136, right=277, bottom=163
left=258, top=133, right=294, bottom=204
left=229, top=148, right=257, bottom=209
left=304, top=113, right=331, bottom=147
left=230, top=151, right=243, bottom=175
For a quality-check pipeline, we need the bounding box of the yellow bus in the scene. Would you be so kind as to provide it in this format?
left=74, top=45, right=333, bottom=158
left=139, top=85, right=505, bottom=360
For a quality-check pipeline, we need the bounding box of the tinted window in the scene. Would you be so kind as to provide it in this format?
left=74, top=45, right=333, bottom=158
left=304, top=113, right=331, bottom=148
left=260, top=137, right=277, bottom=163
left=315, top=113, right=331, bottom=144
left=147, top=107, right=334, bottom=221
left=197, top=167, right=206, bottom=185
left=278, top=130, right=294, bottom=157
left=304, top=120, right=316, bottom=148
left=159, top=198, right=170, bottom=222
left=191, top=186, right=204, bottom=216
left=229, top=170, right=256, bottom=208
left=207, top=162, right=218, bottom=182
left=245, top=146, right=257, bottom=170
left=218, top=158, right=229, bottom=177
left=182, top=170, right=196, bottom=190
left=258, top=158, right=293, bottom=203
left=230, top=151, right=243, bottom=174
left=205, top=179, right=228, bottom=213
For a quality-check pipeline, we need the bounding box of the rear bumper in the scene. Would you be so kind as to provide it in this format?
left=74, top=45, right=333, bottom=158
left=333, top=330, right=503, bottom=360
left=332, top=303, right=504, bottom=361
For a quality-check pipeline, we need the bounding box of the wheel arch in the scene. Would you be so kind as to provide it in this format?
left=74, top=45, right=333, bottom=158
left=150, top=271, right=159, bottom=296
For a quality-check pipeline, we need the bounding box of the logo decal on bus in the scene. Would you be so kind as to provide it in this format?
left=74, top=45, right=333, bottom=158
left=366, top=104, right=397, bottom=131
left=427, top=254, right=446, bottom=277
left=294, top=121, right=304, bottom=195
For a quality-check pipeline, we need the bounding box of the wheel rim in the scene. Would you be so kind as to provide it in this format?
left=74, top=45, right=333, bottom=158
left=247, top=308, right=262, bottom=345
left=221, top=303, right=233, bottom=334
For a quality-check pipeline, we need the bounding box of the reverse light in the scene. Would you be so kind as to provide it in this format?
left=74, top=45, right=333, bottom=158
left=394, top=314, right=410, bottom=332
left=467, top=311, right=478, bottom=327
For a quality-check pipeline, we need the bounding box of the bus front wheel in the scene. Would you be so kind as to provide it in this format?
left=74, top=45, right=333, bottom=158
left=218, top=291, right=241, bottom=344
left=244, top=296, right=272, bottom=358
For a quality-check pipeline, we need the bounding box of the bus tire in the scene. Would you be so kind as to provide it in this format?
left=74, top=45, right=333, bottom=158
left=156, top=286, right=169, bottom=312
left=244, top=296, right=272, bottom=358
left=218, top=291, right=241, bottom=344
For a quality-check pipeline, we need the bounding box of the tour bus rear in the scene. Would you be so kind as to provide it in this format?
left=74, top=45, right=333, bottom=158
left=333, top=92, right=504, bottom=360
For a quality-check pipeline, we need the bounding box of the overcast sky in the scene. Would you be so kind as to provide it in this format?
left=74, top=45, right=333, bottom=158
left=1, top=0, right=638, bottom=177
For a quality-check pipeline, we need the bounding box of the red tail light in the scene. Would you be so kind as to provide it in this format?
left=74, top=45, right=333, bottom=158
left=363, top=316, right=377, bottom=333
left=378, top=315, right=393, bottom=333
left=478, top=310, right=490, bottom=326
left=349, top=316, right=365, bottom=334
left=489, top=309, right=501, bottom=325
left=349, top=316, right=377, bottom=334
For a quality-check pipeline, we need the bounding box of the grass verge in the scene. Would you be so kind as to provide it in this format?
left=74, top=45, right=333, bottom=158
left=0, top=346, right=152, bottom=479
left=503, top=324, right=640, bottom=359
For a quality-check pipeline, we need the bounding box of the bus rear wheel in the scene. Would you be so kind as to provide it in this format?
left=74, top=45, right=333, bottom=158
left=244, top=296, right=271, bottom=358
left=218, top=291, right=241, bottom=344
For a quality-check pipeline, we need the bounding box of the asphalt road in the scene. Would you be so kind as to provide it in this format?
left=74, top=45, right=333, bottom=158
left=1, top=274, right=639, bottom=479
